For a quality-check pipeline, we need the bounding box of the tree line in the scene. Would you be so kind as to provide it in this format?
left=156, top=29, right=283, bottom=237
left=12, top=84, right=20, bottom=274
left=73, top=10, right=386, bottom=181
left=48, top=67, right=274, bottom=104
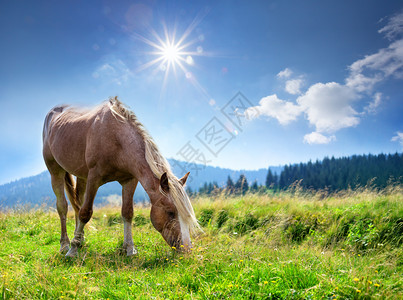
left=278, top=153, right=403, bottom=191
left=194, top=152, right=403, bottom=195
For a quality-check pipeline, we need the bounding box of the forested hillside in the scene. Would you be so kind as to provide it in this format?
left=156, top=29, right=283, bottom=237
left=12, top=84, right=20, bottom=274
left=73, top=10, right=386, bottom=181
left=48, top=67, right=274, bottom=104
left=278, top=153, right=403, bottom=191
left=0, top=159, right=279, bottom=208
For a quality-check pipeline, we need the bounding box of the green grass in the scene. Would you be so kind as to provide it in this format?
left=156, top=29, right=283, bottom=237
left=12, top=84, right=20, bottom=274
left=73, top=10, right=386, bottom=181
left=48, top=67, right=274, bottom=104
left=0, top=187, right=402, bottom=299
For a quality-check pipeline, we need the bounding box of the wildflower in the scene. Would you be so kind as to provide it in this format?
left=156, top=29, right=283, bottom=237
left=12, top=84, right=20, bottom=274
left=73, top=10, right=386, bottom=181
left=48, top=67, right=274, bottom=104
left=374, top=283, right=380, bottom=287
left=375, top=270, right=378, bottom=273
left=180, top=257, right=183, bottom=260
left=62, top=277, right=67, bottom=280
left=251, top=275, right=254, bottom=278
left=356, top=289, right=361, bottom=293
left=368, top=280, right=372, bottom=285
left=264, top=281, right=268, bottom=285
left=358, top=254, right=361, bottom=257
left=271, top=281, right=276, bottom=283
left=240, top=260, right=243, bottom=262
left=172, top=246, right=176, bottom=250
left=83, top=276, right=88, bottom=280
left=353, top=278, right=359, bottom=282
left=180, top=245, right=184, bottom=248
left=228, top=284, right=233, bottom=288
left=268, top=263, right=272, bottom=266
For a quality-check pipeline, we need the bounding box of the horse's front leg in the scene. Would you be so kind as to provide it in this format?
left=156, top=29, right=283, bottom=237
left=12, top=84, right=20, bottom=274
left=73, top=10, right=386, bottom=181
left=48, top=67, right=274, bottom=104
left=66, top=173, right=100, bottom=258
left=121, top=178, right=138, bottom=256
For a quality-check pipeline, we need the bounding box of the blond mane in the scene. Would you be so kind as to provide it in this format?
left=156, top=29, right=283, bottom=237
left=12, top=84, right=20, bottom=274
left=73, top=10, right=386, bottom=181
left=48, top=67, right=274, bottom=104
left=108, top=96, right=200, bottom=234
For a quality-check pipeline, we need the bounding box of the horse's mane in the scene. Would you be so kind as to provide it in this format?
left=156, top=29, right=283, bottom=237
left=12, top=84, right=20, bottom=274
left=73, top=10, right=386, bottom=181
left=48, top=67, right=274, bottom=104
left=108, top=96, right=200, bottom=234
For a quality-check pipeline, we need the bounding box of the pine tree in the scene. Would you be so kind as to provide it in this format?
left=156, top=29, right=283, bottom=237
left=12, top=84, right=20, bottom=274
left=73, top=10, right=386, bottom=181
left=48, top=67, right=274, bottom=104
left=266, top=169, right=275, bottom=189
left=235, top=174, right=249, bottom=195
left=250, top=180, right=259, bottom=193
left=226, top=175, right=235, bottom=194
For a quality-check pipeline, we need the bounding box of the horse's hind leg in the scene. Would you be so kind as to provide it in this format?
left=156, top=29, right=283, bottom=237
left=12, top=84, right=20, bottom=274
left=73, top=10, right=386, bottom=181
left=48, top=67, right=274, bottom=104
left=50, top=172, right=70, bottom=253
left=121, top=178, right=138, bottom=256
left=66, top=171, right=100, bottom=258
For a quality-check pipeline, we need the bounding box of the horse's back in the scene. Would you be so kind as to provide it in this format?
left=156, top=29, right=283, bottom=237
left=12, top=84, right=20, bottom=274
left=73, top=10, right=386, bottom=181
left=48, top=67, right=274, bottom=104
left=42, top=102, right=128, bottom=179
left=43, top=104, right=103, bottom=178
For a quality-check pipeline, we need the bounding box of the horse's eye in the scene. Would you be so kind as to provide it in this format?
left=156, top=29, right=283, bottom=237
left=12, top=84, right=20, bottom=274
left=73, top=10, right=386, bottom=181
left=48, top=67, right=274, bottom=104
left=167, top=211, right=176, bottom=219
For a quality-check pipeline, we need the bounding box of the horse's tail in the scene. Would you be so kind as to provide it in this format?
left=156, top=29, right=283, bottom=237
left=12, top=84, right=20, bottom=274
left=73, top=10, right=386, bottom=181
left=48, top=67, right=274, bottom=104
left=64, top=173, right=81, bottom=213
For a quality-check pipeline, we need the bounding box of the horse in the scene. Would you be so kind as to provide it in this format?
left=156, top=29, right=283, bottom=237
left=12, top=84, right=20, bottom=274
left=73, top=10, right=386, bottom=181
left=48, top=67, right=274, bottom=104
left=42, top=97, right=200, bottom=257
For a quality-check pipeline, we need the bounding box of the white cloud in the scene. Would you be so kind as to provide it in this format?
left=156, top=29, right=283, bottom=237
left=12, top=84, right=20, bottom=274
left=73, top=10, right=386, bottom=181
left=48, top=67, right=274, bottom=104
left=378, top=11, right=403, bottom=40
left=346, top=39, right=403, bottom=92
left=391, top=131, right=403, bottom=149
left=247, top=12, right=403, bottom=146
left=297, top=82, right=360, bottom=133
left=277, top=68, right=293, bottom=78
left=303, top=132, right=336, bottom=144
left=346, top=12, right=403, bottom=93
left=285, top=78, right=303, bottom=95
left=246, top=94, right=302, bottom=125
left=93, top=58, right=133, bottom=85
left=364, top=92, right=382, bottom=114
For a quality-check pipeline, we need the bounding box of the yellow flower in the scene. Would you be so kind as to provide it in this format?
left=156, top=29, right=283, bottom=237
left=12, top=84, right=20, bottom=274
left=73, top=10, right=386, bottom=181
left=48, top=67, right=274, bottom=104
left=62, top=277, right=67, bottom=280
left=83, top=276, right=88, bottom=280
left=251, top=275, right=254, bottom=278
left=353, top=278, right=359, bottom=282
left=172, top=246, right=176, bottom=250
left=271, top=281, right=276, bottom=283
left=180, top=245, right=184, bottom=248
left=240, top=260, right=243, bottom=262
left=374, top=283, right=380, bottom=287
left=356, top=289, right=361, bottom=293
left=264, top=281, right=268, bottom=285
left=368, top=280, right=372, bottom=285
left=180, top=257, right=183, bottom=260
left=375, top=270, right=378, bottom=273
left=228, top=284, right=233, bottom=288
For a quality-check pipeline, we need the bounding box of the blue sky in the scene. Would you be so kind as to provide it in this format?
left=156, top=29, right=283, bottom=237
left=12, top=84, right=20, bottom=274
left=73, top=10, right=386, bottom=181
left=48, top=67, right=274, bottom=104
left=0, top=0, right=402, bottom=184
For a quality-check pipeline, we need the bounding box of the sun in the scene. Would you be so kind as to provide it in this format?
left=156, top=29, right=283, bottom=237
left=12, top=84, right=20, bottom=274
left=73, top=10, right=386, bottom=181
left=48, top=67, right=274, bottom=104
left=161, top=44, right=180, bottom=62
left=133, top=15, right=212, bottom=99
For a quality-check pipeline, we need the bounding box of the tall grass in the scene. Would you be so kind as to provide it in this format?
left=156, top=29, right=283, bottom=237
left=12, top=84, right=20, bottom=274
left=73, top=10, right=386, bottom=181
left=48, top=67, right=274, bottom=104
left=0, top=187, right=401, bottom=299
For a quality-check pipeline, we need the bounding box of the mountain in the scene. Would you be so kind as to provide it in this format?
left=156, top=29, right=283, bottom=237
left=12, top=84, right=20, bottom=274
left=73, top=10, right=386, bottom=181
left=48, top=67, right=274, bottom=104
left=0, top=159, right=282, bottom=209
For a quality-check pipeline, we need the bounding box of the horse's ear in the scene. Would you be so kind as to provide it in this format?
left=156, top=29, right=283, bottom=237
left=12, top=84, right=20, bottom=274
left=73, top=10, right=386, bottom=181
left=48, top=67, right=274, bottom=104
left=160, top=172, right=170, bottom=193
left=179, top=172, right=190, bottom=186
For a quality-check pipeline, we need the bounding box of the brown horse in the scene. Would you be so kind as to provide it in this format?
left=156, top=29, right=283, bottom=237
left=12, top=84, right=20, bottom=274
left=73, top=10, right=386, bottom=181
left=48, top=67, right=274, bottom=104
left=42, top=97, right=199, bottom=257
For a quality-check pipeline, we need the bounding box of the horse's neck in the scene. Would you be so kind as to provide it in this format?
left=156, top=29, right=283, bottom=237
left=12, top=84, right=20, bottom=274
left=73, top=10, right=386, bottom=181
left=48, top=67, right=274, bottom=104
left=137, top=168, right=161, bottom=204
left=127, top=141, right=161, bottom=205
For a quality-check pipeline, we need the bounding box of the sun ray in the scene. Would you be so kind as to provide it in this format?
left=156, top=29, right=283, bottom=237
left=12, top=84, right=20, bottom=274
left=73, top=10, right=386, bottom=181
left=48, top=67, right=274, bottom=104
left=134, top=12, right=212, bottom=100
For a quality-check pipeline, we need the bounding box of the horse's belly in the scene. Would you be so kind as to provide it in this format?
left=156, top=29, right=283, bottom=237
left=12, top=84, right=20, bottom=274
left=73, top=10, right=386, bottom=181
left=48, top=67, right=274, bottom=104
left=49, top=127, right=90, bottom=179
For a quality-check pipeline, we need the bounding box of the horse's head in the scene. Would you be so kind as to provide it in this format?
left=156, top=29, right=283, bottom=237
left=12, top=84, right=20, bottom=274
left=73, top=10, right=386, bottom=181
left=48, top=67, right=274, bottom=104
left=150, top=172, right=192, bottom=250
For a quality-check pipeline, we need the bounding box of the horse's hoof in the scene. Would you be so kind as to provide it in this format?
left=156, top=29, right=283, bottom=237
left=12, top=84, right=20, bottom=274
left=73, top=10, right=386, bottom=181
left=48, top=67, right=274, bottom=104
left=65, top=247, right=78, bottom=258
left=59, top=244, right=70, bottom=254
left=126, top=247, right=138, bottom=256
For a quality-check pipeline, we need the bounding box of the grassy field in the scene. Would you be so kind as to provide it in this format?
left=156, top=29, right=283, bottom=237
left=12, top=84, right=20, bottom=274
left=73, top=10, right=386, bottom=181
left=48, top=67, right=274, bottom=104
left=0, top=187, right=402, bottom=299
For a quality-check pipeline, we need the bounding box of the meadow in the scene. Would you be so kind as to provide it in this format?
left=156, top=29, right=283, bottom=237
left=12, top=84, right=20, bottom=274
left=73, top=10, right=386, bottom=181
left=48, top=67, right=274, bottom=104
left=0, top=186, right=402, bottom=299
